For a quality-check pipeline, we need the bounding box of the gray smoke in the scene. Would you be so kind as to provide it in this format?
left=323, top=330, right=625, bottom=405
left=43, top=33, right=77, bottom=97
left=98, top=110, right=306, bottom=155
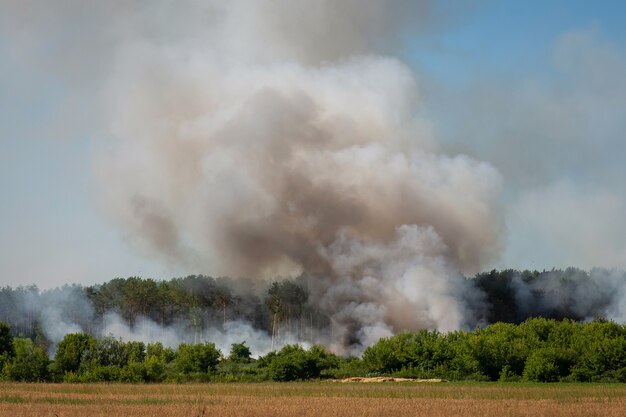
left=95, top=0, right=503, bottom=350
left=512, top=268, right=626, bottom=323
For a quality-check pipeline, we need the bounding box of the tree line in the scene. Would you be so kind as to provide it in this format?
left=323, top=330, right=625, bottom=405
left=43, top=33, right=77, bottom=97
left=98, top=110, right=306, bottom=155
left=1, top=267, right=623, bottom=349
left=0, top=276, right=331, bottom=350
left=1, top=318, right=626, bottom=383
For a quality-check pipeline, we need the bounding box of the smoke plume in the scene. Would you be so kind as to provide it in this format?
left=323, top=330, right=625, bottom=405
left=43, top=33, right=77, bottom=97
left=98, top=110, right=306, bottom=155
left=95, top=0, right=503, bottom=350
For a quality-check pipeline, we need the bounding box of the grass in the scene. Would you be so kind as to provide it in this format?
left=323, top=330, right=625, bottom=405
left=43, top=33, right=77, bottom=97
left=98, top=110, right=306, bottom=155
left=1, top=382, right=625, bottom=416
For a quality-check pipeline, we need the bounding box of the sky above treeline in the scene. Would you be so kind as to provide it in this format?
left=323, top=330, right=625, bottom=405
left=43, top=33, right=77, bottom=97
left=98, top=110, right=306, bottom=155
left=2, top=0, right=626, bottom=289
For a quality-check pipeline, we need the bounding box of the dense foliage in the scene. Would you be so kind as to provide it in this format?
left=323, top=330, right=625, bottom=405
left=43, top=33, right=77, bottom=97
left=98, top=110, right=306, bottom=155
left=0, top=276, right=332, bottom=348
left=1, top=268, right=623, bottom=350
left=1, top=318, right=626, bottom=383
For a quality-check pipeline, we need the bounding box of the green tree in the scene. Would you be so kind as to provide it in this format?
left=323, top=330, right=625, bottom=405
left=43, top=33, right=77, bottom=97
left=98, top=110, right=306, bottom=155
left=53, top=333, right=95, bottom=375
left=2, top=338, right=49, bottom=382
left=84, top=336, right=128, bottom=368
left=264, top=344, right=339, bottom=381
left=0, top=321, right=13, bottom=357
left=146, top=342, right=175, bottom=363
left=124, top=341, right=146, bottom=363
left=523, top=347, right=576, bottom=382
left=229, top=342, right=252, bottom=363
left=470, top=322, right=529, bottom=380
left=175, top=342, right=221, bottom=374
left=0, top=321, right=13, bottom=374
left=144, top=354, right=166, bottom=382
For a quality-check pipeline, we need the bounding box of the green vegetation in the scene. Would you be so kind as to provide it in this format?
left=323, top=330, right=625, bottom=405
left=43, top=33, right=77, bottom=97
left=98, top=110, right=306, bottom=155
left=1, top=318, right=626, bottom=383
left=0, top=268, right=620, bottom=346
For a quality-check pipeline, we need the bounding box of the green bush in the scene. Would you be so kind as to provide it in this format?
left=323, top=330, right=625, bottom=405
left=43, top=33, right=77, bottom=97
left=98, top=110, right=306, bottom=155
left=175, top=342, right=221, bottom=374
left=144, top=355, right=166, bottom=382
left=2, top=338, right=49, bottom=382
left=124, top=341, right=146, bottom=363
left=75, top=364, right=122, bottom=382
left=523, top=347, right=575, bottom=382
left=324, top=356, right=368, bottom=379
left=53, top=333, right=95, bottom=376
left=263, top=344, right=340, bottom=381
left=0, top=322, right=13, bottom=358
left=83, top=336, right=128, bottom=368
left=229, top=342, right=252, bottom=363
left=120, top=362, right=146, bottom=382
left=146, top=342, right=175, bottom=363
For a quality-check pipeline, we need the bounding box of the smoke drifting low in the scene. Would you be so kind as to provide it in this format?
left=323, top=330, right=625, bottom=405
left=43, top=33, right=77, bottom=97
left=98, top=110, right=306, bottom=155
left=97, top=0, right=502, bottom=349
left=2, top=269, right=626, bottom=357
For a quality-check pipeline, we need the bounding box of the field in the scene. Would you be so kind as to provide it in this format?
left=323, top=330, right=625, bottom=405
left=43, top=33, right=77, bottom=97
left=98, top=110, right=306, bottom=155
left=1, top=382, right=626, bottom=417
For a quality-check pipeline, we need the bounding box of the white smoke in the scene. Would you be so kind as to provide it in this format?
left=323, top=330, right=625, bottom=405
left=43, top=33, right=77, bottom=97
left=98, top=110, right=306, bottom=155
left=95, top=0, right=503, bottom=350
left=100, top=312, right=294, bottom=357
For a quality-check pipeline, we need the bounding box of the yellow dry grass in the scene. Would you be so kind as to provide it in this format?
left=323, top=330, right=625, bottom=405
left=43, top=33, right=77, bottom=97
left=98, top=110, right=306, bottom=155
left=337, top=377, right=448, bottom=382
left=1, top=382, right=625, bottom=417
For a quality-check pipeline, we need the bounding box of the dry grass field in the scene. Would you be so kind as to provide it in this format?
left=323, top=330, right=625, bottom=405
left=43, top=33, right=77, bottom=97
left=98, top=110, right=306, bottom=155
left=1, top=382, right=625, bottom=417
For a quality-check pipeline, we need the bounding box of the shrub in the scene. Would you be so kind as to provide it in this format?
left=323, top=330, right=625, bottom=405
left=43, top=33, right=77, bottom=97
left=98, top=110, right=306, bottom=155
left=0, top=322, right=13, bottom=358
left=53, top=333, right=95, bottom=375
left=523, top=347, right=575, bottom=382
left=2, top=338, right=49, bottom=382
left=144, top=355, right=166, bottom=382
left=120, top=362, right=146, bottom=382
left=146, top=342, right=175, bottom=363
left=175, top=342, right=221, bottom=374
left=124, top=341, right=146, bottom=363
left=229, top=342, right=252, bottom=363
left=264, top=344, right=339, bottom=381
left=83, top=336, right=128, bottom=368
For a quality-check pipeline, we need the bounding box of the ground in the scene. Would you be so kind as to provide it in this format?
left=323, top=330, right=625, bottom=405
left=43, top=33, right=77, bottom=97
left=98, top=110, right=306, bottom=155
left=1, top=382, right=625, bottom=416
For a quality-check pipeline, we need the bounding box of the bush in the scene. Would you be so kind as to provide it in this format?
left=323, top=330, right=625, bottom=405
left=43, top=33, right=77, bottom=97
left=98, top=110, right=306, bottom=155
left=523, top=347, right=575, bottom=382
left=362, top=334, right=408, bottom=373
left=0, top=322, right=13, bottom=358
left=2, top=338, right=49, bottom=382
left=264, top=344, right=339, bottom=381
left=144, top=355, right=166, bottom=382
left=124, top=341, right=146, bottom=363
left=74, top=364, right=122, bottom=382
left=146, top=342, right=175, bottom=363
left=324, top=356, right=368, bottom=379
left=175, top=342, right=221, bottom=374
left=83, top=336, right=128, bottom=368
left=120, top=362, right=146, bottom=382
left=53, top=333, right=95, bottom=375
left=229, top=342, right=252, bottom=363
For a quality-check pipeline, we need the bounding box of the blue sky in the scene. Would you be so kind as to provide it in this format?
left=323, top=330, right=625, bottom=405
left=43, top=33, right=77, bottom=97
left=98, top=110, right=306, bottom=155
left=2, top=0, right=626, bottom=288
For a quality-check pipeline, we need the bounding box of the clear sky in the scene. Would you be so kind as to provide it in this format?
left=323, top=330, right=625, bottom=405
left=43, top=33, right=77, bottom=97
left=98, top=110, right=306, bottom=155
left=2, top=0, right=626, bottom=288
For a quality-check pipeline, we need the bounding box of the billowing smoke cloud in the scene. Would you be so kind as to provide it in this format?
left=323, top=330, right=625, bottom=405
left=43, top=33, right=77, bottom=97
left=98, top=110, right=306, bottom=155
left=511, top=268, right=626, bottom=323
left=94, top=0, right=503, bottom=350
left=3, top=1, right=626, bottom=354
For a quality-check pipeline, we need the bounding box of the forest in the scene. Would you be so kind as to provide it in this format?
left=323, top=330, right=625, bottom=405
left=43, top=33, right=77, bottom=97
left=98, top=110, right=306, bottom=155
left=0, top=268, right=625, bottom=383
left=1, top=318, right=626, bottom=383
left=1, top=268, right=624, bottom=346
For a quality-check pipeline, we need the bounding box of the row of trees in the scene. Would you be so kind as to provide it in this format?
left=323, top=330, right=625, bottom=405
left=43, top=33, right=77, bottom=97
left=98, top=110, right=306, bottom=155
left=0, top=276, right=330, bottom=348
left=0, top=319, right=338, bottom=383
left=362, top=318, right=626, bottom=382
left=2, top=318, right=626, bottom=383
left=0, top=268, right=622, bottom=353
left=474, top=267, right=622, bottom=324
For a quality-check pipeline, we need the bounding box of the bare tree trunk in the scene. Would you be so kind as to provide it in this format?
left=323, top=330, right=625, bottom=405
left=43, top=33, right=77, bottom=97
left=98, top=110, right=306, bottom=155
left=271, top=313, right=278, bottom=350
left=223, top=302, right=227, bottom=330
left=287, top=306, right=291, bottom=337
